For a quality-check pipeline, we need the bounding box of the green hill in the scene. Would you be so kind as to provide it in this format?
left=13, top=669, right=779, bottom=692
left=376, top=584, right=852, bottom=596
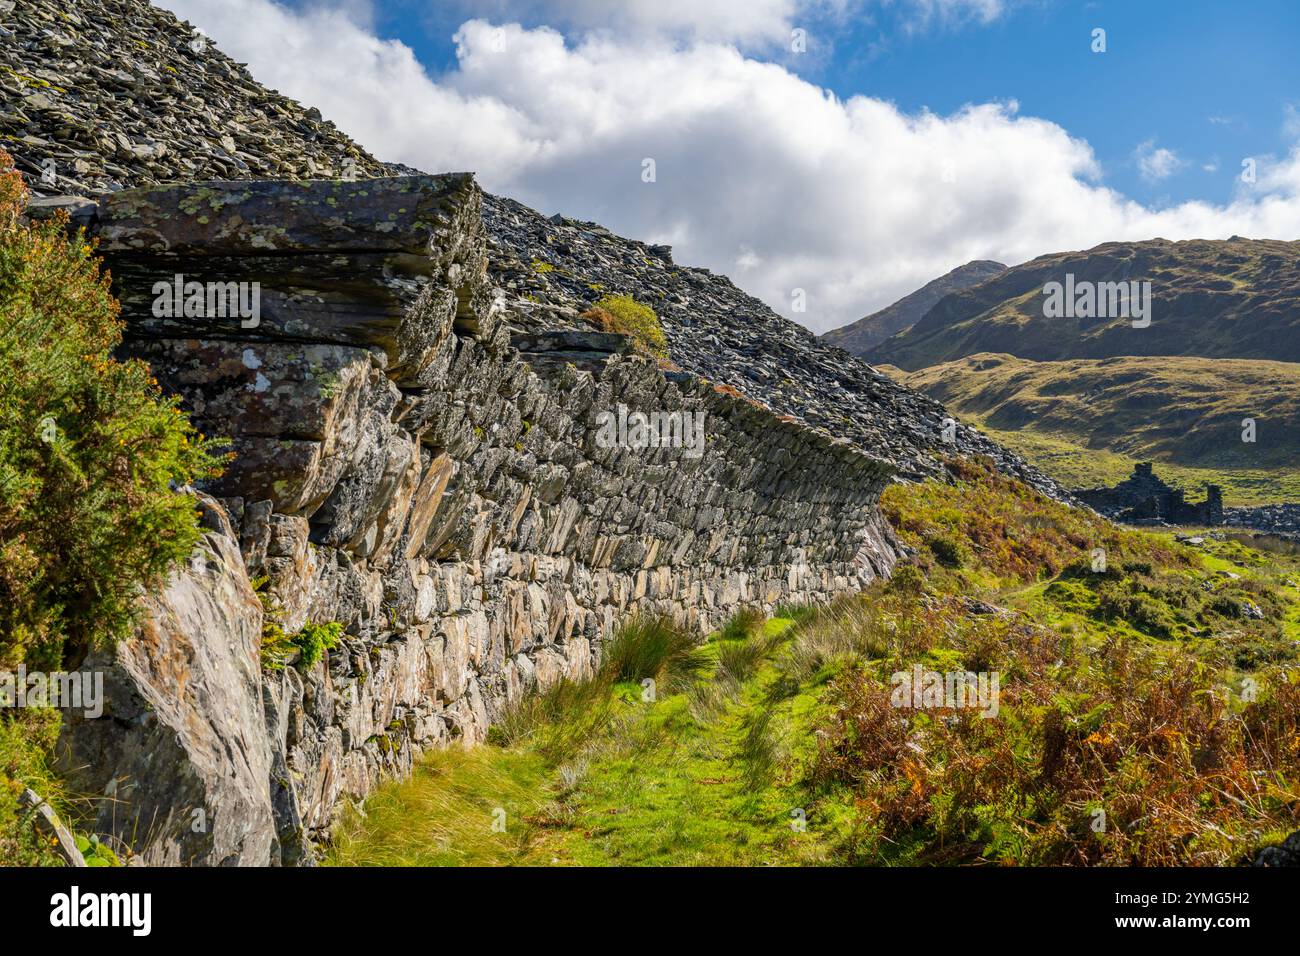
left=868, top=238, right=1300, bottom=371
left=890, top=353, right=1300, bottom=505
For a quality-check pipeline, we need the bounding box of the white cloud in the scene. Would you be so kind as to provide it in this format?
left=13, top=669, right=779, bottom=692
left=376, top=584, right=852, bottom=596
left=440, top=0, right=812, bottom=46
left=1284, top=103, right=1300, bottom=141
left=159, top=0, right=1300, bottom=333
left=432, top=0, right=1008, bottom=45
left=1135, top=139, right=1185, bottom=182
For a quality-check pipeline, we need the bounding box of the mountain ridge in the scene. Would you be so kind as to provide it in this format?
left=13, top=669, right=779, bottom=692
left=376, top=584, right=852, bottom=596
left=821, top=258, right=1006, bottom=355
left=868, top=237, right=1300, bottom=370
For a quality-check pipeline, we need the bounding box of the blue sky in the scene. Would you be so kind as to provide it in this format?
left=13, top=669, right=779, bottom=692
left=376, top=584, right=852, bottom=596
left=164, top=0, right=1300, bottom=331
left=366, top=0, right=1300, bottom=206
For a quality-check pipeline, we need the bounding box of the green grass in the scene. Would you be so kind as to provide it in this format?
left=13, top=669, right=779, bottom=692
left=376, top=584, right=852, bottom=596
left=1, top=708, right=68, bottom=865
left=327, top=613, right=848, bottom=866
left=327, top=746, right=563, bottom=866
left=326, top=464, right=1300, bottom=867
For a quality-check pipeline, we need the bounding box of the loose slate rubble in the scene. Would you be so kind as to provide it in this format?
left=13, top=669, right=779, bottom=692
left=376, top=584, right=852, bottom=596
left=484, top=194, right=1069, bottom=493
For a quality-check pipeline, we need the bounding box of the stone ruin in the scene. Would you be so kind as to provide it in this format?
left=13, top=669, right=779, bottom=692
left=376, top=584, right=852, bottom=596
left=1075, top=462, right=1223, bottom=526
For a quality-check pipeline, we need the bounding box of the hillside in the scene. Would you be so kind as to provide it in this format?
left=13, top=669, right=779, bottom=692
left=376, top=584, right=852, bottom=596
left=890, top=353, right=1300, bottom=505
left=868, top=238, right=1300, bottom=371
left=821, top=259, right=1006, bottom=356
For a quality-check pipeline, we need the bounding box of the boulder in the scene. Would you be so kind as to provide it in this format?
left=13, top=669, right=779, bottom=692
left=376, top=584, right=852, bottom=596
left=56, top=495, right=276, bottom=866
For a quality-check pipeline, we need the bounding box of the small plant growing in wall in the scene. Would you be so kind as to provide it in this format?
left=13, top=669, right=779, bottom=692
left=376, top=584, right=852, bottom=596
left=293, top=621, right=344, bottom=669
left=255, top=577, right=343, bottom=671
left=582, top=294, right=669, bottom=359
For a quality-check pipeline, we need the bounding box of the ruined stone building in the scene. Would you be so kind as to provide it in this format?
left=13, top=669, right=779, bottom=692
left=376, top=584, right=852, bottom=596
left=1075, top=462, right=1224, bottom=525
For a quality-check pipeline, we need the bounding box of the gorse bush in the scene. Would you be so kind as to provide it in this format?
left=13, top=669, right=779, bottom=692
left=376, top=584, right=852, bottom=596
left=0, top=152, right=224, bottom=669
left=582, top=294, right=668, bottom=359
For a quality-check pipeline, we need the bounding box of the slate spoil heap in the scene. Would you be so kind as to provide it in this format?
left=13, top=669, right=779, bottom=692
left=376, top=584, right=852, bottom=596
left=3, top=0, right=1067, bottom=499
left=483, top=195, right=1068, bottom=494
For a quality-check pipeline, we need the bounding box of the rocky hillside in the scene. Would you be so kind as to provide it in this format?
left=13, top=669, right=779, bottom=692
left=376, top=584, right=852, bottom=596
left=0, top=0, right=390, bottom=192
left=1, top=0, right=1067, bottom=499
left=868, top=238, right=1300, bottom=370
left=483, top=200, right=1067, bottom=491
left=821, top=259, right=1005, bottom=356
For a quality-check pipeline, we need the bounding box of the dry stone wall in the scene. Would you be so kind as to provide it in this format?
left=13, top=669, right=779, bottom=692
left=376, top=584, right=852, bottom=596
left=56, top=173, right=897, bottom=864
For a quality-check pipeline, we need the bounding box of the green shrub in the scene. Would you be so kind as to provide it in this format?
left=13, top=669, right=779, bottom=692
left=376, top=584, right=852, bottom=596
left=294, top=621, right=344, bottom=669
left=583, top=295, right=668, bottom=359
left=0, top=151, right=224, bottom=669
left=925, top=532, right=967, bottom=568
left=887, top=563, right=928, bottom=596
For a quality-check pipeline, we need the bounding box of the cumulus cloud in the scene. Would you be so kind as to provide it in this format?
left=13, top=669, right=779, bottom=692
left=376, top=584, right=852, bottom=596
left=1135, top=140, right=1185, bottom=182
left=158, top=0, right=1300, bottom=333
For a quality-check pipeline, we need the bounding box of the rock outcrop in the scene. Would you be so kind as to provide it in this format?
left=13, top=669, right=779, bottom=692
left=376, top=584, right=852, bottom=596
left=58, top=495, right=274, bottom=866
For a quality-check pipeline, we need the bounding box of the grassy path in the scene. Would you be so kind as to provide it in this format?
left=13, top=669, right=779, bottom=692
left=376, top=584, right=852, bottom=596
left=326, top=618, right=843, bottom=866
